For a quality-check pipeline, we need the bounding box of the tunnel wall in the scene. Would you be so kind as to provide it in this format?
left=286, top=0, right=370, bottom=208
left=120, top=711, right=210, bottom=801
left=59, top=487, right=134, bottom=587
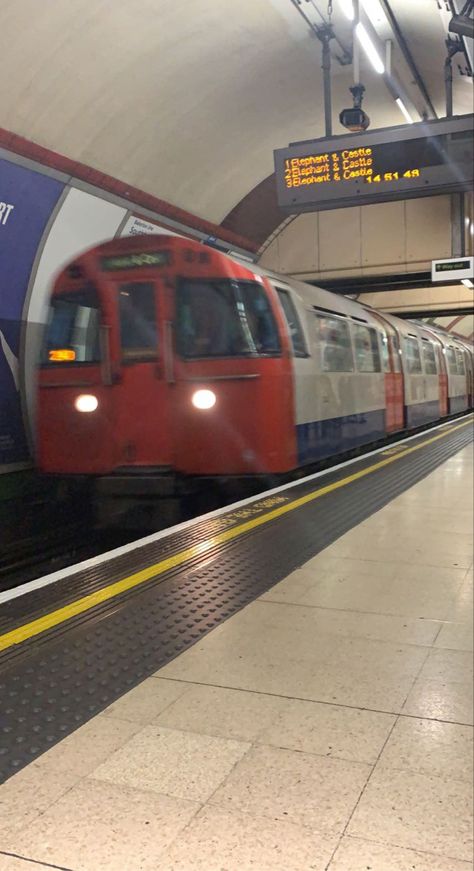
left=0, top=149, right=247, bottom=473
left=257, top=196, right=458, bottom=280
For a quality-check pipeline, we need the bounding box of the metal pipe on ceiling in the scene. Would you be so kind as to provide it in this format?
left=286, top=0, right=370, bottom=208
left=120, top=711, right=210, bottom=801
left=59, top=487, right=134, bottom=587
left=289, top=0, right=351, bottom=63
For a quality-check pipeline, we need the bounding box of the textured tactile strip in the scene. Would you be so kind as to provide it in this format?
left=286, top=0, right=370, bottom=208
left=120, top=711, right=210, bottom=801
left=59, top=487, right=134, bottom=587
left=0, top=446, right=398, bottom=632
left=0, top=423, right=471, bottom=783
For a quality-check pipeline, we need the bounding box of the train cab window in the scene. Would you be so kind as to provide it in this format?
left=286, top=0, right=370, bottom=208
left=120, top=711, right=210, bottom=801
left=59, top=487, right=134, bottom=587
left=421, top=340, right=438, bottom=375
left=353, top=324, right=381, bottom=373
left=274, top=288, right=307, bottom=356
left=43, top=286, right=100, bottom=363
left=456, top=350, right=466, bottom=374
left=380, top=333, right=391, bottom=373
left=314, top=314, right=353, bottom=372
left=446, top=347, right=458, bottom=375
left=404, top=336, right=423, bottom=374
left=176, top=279, right=280, bottom=358
left=119, top=282, right=157, bottom=360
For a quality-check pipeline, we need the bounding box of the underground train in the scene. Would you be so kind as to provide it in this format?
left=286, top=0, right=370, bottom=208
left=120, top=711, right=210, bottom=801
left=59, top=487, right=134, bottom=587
left=37, top=234, right=473, bottom=522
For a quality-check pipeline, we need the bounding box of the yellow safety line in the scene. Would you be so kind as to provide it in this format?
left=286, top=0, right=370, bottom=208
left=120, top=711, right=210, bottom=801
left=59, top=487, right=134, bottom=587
left=1, top=416, right=472, bottom=652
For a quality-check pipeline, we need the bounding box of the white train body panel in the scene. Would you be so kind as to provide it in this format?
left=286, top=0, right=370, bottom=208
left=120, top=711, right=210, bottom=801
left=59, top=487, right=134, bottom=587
left=233, top=254, right=472, bottom=464
left=264, top=275, right=387, bottom=461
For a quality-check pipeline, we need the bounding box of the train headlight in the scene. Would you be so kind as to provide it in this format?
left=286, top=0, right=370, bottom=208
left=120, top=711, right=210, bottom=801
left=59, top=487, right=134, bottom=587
left=75, top=394, right=99, bottom=413
left=192, top=389, right=216, bottom=410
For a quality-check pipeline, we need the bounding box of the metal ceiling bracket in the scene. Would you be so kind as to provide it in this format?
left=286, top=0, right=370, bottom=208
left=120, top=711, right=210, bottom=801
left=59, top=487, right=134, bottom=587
left=316, top=24, right=335, bottom=136
left=445, top=36, right=464, bottom=116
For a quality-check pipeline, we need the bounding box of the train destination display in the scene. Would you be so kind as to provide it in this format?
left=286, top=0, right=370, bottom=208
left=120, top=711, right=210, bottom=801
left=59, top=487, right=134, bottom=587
left=274, top=115, right=473, bottom=213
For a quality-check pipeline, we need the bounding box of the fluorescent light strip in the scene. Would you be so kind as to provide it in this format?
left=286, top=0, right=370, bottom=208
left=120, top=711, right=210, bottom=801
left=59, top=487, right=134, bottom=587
left=356, top=22, right=385, bottom=73
left=395, top=96, right=414, bottom=123
left=339, top=0, right=355, bottom=21
left=361, top=0, right=386, bottom=26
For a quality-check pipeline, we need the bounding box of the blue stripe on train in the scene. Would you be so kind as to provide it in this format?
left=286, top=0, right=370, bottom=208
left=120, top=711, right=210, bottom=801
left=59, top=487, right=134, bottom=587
left=405, top=399, right=440, bottom=428
left=296, top=409, right=385, bottom=465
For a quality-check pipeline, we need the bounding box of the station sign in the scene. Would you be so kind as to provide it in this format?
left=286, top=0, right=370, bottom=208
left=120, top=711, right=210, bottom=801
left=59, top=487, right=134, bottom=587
left=120, top=214, right=180, bottom=238
left=431, top=256, right=474, bottom=282
left=274, top=114, right=473, bottom=213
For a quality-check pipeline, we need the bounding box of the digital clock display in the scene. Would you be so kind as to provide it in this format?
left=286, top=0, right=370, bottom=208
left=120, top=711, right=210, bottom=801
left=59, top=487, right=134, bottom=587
left=274, top=116, right=473, bottom=213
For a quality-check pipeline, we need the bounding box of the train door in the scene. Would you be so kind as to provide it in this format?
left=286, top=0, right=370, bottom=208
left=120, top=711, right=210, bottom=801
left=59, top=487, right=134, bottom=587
left=38, top=282, right=117, bottom=474
left=465, top=349, right=474, bottom=408
left=455, top=347, right=469, bottom=410
left=445, top=344, right=468, bottom=413
left=112, top=277, right=173, bottom=467
left=420, top=336, right=441, bottom=421
left=435, top=340, right=449, bottom=417
left=380, top=324, right=404, bottom=432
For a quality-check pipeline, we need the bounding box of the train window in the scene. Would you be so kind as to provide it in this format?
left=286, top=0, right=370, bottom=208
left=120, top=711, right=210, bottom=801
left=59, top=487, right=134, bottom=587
left=456, top=350, right=466, bottom=374
left=176, top=279, right=280, bottom=358
left=314, top=314, right=354, bottom=372
left=353, top=325, right=381, bottom=373
left=436, top=344, right=446, bottom=375
left=389, top=334, right=402, bottom=372
left=404, top=336, right=423, bottom=374
left=43, top=286, right=101, bottom=364
left=119, top=282, right=157, bottom=360
left=421, top=340, right=437, bottom=375
left=380, top=333, right=391, bottom=373
left=446, top=347, right=458, bottom=375
left=274, top=288, right=307, bottom=357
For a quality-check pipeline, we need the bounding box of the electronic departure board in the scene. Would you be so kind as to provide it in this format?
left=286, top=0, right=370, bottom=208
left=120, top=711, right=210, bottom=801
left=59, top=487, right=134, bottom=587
left=274, top=114, right=473, bottom=213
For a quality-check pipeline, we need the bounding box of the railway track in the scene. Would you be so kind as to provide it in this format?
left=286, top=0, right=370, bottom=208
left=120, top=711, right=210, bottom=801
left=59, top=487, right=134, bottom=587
left=0, top=525, right=128, bottom=592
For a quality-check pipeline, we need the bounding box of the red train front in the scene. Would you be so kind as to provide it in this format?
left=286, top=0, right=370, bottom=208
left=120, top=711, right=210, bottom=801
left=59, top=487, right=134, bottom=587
left=38, top=235, right=295, bottom=520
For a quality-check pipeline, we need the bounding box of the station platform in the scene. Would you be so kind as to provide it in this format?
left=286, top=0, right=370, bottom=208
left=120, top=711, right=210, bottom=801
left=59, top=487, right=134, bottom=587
left=0, top=416, right=472, bottom=871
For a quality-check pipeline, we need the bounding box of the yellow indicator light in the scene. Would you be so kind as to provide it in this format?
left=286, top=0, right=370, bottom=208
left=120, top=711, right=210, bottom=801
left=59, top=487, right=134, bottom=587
left=49, top=349, right=76, bottom=362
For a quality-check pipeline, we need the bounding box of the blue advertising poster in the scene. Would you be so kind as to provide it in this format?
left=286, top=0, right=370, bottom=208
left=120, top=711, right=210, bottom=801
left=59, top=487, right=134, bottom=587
left=0, top=159, right=64, bottom=468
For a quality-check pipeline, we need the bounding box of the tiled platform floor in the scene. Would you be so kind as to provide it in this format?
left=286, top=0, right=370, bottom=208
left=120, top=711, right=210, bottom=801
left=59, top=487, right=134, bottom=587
left=0, top=445, right=472, bottom=871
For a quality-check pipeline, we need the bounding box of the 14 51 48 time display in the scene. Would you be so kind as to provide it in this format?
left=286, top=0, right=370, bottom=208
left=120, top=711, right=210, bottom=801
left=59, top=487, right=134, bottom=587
left=365, top=168, right=420, bottom=184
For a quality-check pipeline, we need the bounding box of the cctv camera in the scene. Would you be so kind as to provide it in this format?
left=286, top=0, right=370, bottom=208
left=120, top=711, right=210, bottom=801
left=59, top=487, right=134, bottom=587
left=339, top=106, right=371, bottom=132
left=449, top=13, right=474, bottom=39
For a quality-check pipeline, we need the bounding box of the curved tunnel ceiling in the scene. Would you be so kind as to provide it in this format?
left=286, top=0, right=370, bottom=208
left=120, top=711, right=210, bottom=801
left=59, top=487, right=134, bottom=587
left=1, top=0, right=472, bottom=237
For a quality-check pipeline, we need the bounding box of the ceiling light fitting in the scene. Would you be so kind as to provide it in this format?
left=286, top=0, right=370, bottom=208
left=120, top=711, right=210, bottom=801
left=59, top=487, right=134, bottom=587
left=395, top=96, right=414, bottom=123
left=356, top=21, right=385, bottom=73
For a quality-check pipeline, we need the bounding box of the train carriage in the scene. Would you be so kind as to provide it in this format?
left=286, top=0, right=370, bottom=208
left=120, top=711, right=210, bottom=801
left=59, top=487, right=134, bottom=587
left=427, top=330, right=470, bottom=415
left=376, top=316, right=446, bottom=428
left=260, top=274, right=388, bottom=464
